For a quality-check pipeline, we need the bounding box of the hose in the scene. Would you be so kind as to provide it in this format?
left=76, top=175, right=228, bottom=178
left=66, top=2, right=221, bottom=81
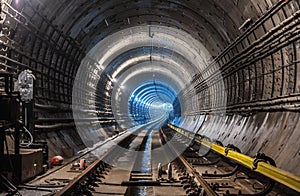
left=20, top=126, right=33, bottom=147
left=7, top=126, right=34, bottom=148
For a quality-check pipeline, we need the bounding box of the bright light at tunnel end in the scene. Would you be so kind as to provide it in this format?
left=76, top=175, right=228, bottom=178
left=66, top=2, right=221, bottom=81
left=72, top=25, right=228, bottom=171
left=127, top=81, right=180, bottom=125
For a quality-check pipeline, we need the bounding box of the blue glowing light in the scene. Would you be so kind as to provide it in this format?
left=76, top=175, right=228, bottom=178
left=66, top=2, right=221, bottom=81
left=128, top=81, right=181, bottom=124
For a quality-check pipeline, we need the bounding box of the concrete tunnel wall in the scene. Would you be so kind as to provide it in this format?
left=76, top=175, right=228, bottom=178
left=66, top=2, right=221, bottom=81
left=0, top=0, right=299, bottom=177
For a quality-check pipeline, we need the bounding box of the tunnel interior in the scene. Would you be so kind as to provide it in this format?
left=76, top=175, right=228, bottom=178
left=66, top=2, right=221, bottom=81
left=127, top=80, right=180, bottom=124
left=0, top=0, right=300, bottom=182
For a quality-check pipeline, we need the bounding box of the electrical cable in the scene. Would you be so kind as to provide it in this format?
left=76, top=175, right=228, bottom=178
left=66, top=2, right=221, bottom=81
left=8, top=126, right=34, bottom=148
left=19, top=126, right=33, bottom=147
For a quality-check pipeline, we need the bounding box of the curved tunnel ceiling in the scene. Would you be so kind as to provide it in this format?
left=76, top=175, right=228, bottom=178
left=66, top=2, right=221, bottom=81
left=3, top=0, right=300, bottom=177
left=3, top=0, right=260, bottom=144
left=53, top=0, right=247, bottom=53
left=72, top=24, right=217, bottom=135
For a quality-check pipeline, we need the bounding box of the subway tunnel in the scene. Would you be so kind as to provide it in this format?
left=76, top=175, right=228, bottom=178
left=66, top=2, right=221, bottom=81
left=0, top=0, right=300, bottom=194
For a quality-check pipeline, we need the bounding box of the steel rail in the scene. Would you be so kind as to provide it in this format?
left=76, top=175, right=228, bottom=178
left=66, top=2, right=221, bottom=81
left=160, top=128, right=217, bottom=196
left=55, top=120, right=165, bottom=195
left=54, top=130, right=140, bottom=196
left=176, top=155, right=217, bottom=196
left=168, top=124, right=300, bottom=193
left=54, top=155, right=106, bottom=196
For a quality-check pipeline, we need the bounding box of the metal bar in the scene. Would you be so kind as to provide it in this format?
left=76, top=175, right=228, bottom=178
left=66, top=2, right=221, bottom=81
left=168, top=124, right=300, bottom=193
left=280, top=49, right=284, bottom=96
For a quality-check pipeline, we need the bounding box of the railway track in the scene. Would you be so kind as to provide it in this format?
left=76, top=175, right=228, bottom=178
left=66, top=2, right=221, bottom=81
left=14, top=124, right=147, bottom=195
left=164, top=125, right=300, bottom=196
left=18, top=121, right=299, bottom=196
left=54, top=119, right=188, bottom=196
left=161, top=129, right=278, bottom=196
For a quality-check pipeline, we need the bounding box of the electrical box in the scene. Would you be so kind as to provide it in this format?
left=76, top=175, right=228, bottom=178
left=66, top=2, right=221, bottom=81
left=0, top=149, right=43, bottom=183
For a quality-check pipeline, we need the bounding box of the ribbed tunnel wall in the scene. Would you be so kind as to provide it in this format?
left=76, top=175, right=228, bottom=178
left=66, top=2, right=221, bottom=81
left=0, top=0, right=299, bottom=176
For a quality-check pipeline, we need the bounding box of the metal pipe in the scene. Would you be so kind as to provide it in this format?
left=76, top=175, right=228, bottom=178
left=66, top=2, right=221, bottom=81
left=200, top=0, right=290, bottom=76
left=193, top=14, right=300, bottom=94
left=34, top=123, right=75, bottom=129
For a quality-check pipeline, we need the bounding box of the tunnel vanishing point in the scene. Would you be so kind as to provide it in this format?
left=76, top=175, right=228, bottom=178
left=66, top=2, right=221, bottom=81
left=0, top=0, right=300, bottom=194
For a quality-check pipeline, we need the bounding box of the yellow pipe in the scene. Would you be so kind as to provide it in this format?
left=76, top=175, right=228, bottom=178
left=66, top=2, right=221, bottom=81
left=168, top=124, right=300, bottom=192
left=226, top=150, right=254, bottom=168
left=257, top=162, right=300, bottom=192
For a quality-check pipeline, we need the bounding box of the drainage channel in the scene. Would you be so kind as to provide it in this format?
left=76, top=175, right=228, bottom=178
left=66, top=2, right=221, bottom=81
left=125, top=127, right=154, bottom=196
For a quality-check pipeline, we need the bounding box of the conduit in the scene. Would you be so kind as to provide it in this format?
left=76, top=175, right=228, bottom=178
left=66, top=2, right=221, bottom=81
left=168, top=124, right=300, bottom=192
